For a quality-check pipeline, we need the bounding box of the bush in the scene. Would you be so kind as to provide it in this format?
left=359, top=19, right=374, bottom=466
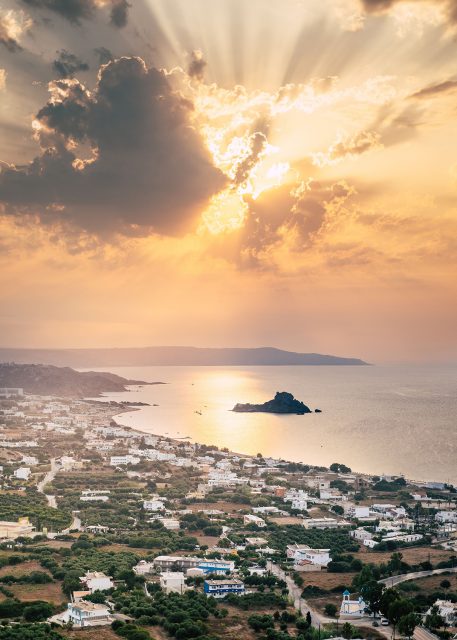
left=23, top=602, right=53, bottom=622
left=324, top=603, right=338, bottom=617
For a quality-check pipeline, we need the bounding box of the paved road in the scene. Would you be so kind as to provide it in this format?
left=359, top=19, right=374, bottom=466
left=63, top=512, right=82, bottom=533
left=267, top=562, right=394, bottom=639
left=37, top=458, right=59, bottom=509
left=380, top=566, right=457, bottom=587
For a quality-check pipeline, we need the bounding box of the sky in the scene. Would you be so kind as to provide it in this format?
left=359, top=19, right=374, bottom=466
left=0, top=0, right=456, bottom=363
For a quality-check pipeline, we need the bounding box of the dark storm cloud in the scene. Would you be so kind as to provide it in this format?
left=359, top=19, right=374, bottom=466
left=360, top=0, right=457, bottom=24
left=411, top=79, right=457, bottom=99
left=21, top=0, right=95, bottom=25
left=94, top=47, right=114, bottom=65
left=110, top=0, right=130, bottom=27
left=0, top=57, right=226, bottom=236
left=53, top=50, right=89, bottom=78
left=187, top=50, right=207, bottom=81
left=21, top=0, right=130, bottom=27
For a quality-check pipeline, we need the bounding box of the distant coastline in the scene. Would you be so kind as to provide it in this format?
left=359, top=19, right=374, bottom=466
left=0, top=345, right=369, bottom=367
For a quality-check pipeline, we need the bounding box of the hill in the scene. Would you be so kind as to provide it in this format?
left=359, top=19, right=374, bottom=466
left=0, top=363, right=155, bottom=398
left=0, top=346, right=369, bottom=367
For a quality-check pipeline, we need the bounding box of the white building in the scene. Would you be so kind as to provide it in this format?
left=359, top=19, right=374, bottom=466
left=80, top=571, right=114, bottom=592
left=153, top=517, right=180, bottom=530
left=14, top=467, right=31, bottom=480
left=110, top=455, right=140, bottom=466
left=244, top=514, right=266, bottom=528
left=346, top=506, right=370, bottom=519
left=436, top=511, right=457, bottom=524
left=207, top=471, right=243, bottom=488
left=67, top=601, right=111, bottom=628
left=350, top=528, right=374, bottom=542
left=286, top=544, right=331, bottom=568
left=133, top=560, right=155, bottom=576
left=160, top=571, right=186, bottom=594
left=427, top=600, right=457, bottom=625
left=340, top=590, right=367, bottom=618
left=143, top=499, right=165, bottom=511
left=302, top=517, right=349, bottom=530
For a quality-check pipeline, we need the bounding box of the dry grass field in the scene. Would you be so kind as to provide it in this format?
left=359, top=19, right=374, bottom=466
left=353, top=546, right=454, bottom=566
left=0, top=559, right=48, bottom=577
left=61, top=628, right=121, bottom=640
left=11, top=581, right=64, bottom=603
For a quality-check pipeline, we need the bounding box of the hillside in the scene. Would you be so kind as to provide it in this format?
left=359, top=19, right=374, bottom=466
left=0, top=346, right=369, bottom=367
left=0, top=363, right=155, bottom=398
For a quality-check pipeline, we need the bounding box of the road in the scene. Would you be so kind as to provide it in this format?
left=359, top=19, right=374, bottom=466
left=380, top=566, right=457, bottom=587
left=267, top=562, right=394, bottom=639
left=37, top=458, right=60, bottom=509
left=62, top=512, right=82, bottom=533
left=267, top=562, right=455, bottom=640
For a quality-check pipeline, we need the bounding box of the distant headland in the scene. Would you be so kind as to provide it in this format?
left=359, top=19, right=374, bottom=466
left=0, top=363, right=161, bottom=398
left=0, top=346, right=369, bottom=367
left=233, top=391, right=318, bottom=415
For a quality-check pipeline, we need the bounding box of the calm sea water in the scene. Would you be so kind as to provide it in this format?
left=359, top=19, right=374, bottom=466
left=86, top=365, right=457, bottom=484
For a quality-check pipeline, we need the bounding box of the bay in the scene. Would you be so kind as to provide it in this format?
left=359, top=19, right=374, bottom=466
left=85, top=364, right=457, bottom=484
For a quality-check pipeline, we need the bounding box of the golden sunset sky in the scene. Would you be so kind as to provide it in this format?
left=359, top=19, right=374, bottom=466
left=0, top=0, right=456, bottom=362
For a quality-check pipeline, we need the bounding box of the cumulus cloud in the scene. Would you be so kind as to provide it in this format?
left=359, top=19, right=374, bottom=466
left=0, top=9, right=32, bottom=52
left=21, top=0, right=130, bottom=27
left=53, top=50, right=89, bottom=78
left=236, top=179, right=354, bottom=268
left=0, top=56, right=226, bottom=236
left=188, top=50, right=207, bottom=82
left=312, top=130, right=382, bottom=166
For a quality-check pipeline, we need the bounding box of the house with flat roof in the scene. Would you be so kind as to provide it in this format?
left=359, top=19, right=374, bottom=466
left=204, top=579, right=245, bottom=599
left=80, top=571, right=114, bottom=592
left=286, top=544, right=331, bottom=569
left=67, top=601, right=111, bottom=627
left=160, top=571, right=186, bottom=594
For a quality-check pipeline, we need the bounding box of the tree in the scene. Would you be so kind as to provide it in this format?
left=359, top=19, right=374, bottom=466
left=306, top=611, right=312, bottom=626
left=324, top=603, right=338, bottom=617
left=398, top=612, right=420, bottom=639
left=440, top=579, right=451, bottom=590
left=388, top=598, right=413, bottom=639
left=388, top=552, right=404, bottom=573
left=342, top=622, right=354, bottom=639
left=380, top=588, right=400, bottom=617
left=23, top=602, right=53, bottom=621
left=361, top=580, right=384, bottom=617
left=62, top=570, right=82, bottom=597
left=425, top=605, right=445, bottom=631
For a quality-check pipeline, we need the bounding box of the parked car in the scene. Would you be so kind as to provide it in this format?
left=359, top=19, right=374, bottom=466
left=380, top=618, right=390, bottom=626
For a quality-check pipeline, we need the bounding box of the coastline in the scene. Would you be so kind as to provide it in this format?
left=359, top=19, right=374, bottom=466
left=105, top=400, right=448, bottom=489
left=83, top=364, right=457, bottom=486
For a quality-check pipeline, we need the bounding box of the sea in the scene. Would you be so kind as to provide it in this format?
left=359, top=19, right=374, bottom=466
left=85, top=364, right=457, bottom=485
